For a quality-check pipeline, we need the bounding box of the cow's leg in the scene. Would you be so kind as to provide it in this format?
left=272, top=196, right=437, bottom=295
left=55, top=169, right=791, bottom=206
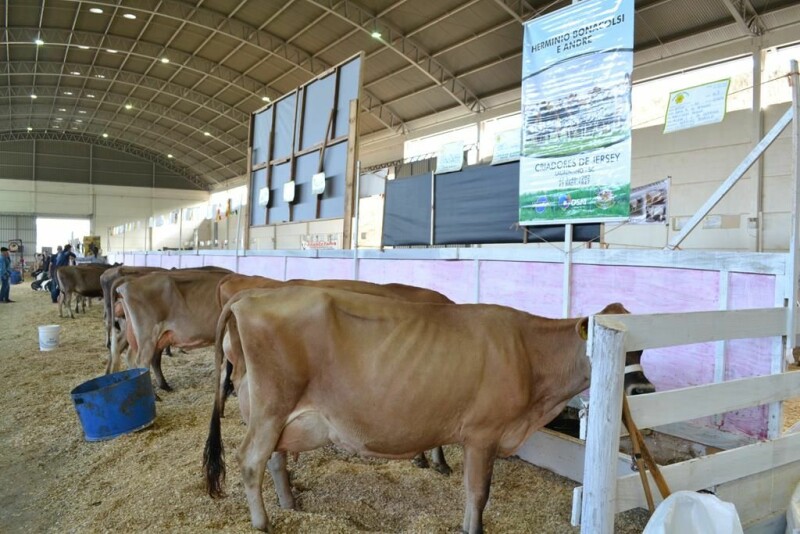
left=220, top=360, right=235, bottom=418
left=150, top=349, right=172, bottom=391
left=165, top=345, right=173, bottom=357
left=461, top=444, right=497, bottom=534
left=411, top=452, right=430, bottom=469
left=430, top=446, right=452, bottom=476
left=266, top=451, right=295, bottom=509
left=238, top=418, right=283, bottom=532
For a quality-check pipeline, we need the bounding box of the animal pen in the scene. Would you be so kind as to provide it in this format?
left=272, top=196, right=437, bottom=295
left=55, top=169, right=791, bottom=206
left=105, top=62, right=800, bottom=532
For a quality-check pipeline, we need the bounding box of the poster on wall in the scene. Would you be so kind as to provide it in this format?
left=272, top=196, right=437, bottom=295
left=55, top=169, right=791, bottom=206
left=491, top=128, right=522, bottom=165
left=629, top=178, right=669, bottom=224
left=435, top=141, right=465, bottom=174
left=663, top=79, right=730, bottom=133
left=520, top=0, right=633, bottom=225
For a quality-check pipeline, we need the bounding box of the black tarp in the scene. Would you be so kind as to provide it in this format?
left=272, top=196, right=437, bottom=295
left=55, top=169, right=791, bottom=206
left=382, top=172, right=432, bottom=246
left=382, top=162, right=600, bottom=246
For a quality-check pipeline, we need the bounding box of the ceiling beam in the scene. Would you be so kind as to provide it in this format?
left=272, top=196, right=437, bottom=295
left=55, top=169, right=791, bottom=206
left=59, top=0, right=407, bottom=133
left=720, top=0, right=765, bottom=36
left=2, top=107, right=242, bottom=181
left=0, top=130, right=210, bottom=190
left=0, top=61, right=249, bottom=124
left=306, top=0, right=486, bottom=114
left=0, top=86, right=245, bottom=158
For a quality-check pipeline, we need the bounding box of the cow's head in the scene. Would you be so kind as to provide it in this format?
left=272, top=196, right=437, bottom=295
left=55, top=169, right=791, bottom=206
left=624, top=349, right=655, bottom=396
left=590, top=302, right=656, bottom=396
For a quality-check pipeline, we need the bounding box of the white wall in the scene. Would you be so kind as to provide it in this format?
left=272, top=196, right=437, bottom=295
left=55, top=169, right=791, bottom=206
left=0, top=178, right=209, bottom=253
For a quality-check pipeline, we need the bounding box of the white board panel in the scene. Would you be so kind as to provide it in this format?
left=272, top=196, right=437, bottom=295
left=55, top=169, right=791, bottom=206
left=627, top=371, right=800, bottom=429
left=595, top=307, right=786, bottom=351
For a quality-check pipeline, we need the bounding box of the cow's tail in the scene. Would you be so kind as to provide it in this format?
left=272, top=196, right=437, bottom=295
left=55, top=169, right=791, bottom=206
left=203, top=298, right=235, bottom=498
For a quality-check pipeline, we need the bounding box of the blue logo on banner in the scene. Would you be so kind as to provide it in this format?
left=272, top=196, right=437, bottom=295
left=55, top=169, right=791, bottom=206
left=534, top=195, right=549, bottom=213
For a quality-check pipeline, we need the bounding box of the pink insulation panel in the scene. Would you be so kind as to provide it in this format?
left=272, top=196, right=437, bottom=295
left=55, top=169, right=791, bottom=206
left=178, top=255, right=204, bottom=269
left=478, top=261, right=563, bottom=318
left=358, top=259, right=476, bottom=303
left=237, top=256, right=285, bottom=279
left=203, top=255, right=237, bottom=272
left=286, top=258, right=353, bottom=281
left=160, top=255, right=181, bottom=270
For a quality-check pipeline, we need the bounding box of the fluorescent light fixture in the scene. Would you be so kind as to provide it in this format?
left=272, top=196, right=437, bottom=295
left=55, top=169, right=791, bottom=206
left=71, top=71, right=81, bottom=75
left=107, top=49, right=117, bottom=54
left=261, top=96, right=270, bottom=102
left=76, top=119, right=83, bottom=123
left=55, top=118, right=63, bottom=121
left=160, top=57, right=169, bottom=64
left=167, top=154, right=173, bottom=158
left=79, top=110, right=87, bottom=114
left=30, top=94, right=37, bottom=99
left=102, top=133, right=109, bottom=138
left=35, top=39, right=44, bottom=46
left=27, top=127, right=33, bottom=131
left=124, top=103, right=132, bottom=110
left=96, top=74, right=105, bottom=79
left=53, top=125, right=59, bottom=129
left=58, top=108, right=66, bottom=112
left=87, top=94, right=95, bottom=98
left=64, top=91, right=73, bottom=95
left=123, top=13, right=136, bottom=19
left=89, top=7, right=103, bottom=14
left=371, top=30, right=381, bottom=39
left=78, top=45, right=89, bottom=50
left=203, top=132, right=211, bottom=136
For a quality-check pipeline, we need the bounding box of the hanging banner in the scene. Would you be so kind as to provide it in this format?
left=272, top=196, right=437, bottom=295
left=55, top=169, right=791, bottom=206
left=435, top=141, right=465, bottom=174
left=663, top=79, right=730, bottom=133
left=628, top=178, right=669, bottom=224
left=491, top=128, right=522, bottom=165
left=520, top=0, right=633, bottom=225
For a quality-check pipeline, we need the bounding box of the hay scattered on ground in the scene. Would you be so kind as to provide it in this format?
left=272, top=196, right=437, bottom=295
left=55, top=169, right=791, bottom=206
left=0, top=283, right=650, bottom=533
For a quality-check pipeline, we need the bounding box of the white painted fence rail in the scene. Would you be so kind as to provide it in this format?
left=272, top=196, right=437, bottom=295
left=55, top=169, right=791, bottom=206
left=577, top=307, right=798, bottom=533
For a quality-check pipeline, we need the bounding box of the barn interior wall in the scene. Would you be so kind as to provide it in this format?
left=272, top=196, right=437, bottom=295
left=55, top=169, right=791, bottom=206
left=358, top=102, right=793, bottom=252
left=249, top=219, right=345, bottom=250
left=0, top=178, right=208, bottom=253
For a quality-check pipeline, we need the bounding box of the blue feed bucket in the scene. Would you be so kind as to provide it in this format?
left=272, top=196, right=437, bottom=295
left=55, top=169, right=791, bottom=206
left=70, top=368, right=156, bottom=441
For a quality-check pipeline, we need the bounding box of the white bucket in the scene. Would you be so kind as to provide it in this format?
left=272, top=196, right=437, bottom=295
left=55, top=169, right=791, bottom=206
left=38, top=325, right=62, bottom=351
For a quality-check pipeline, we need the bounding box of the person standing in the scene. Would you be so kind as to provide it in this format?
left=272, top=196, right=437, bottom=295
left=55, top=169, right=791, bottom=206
left=0, top=247, right=12, bottom=303
left=50, top=244, right=75, bottom=304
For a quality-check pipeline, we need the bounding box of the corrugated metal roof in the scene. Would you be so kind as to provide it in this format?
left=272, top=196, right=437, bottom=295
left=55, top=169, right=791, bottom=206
left=2, top=0, right=800, bottom=187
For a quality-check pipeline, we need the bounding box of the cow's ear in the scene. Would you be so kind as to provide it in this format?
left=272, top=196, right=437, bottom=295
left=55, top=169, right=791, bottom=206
left=576, top=317, right=589, bottom=340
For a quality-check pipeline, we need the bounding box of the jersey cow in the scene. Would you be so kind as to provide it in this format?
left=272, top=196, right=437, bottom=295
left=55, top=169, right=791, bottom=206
left=100, top=265, right=166, bottom=366
left=204, top=287, right=640, bottom=533
left=57, top=263, right=118, bottom=318
left=115, top=267, right=231, bottom=390
left=215, top=273, right=457, bottom=487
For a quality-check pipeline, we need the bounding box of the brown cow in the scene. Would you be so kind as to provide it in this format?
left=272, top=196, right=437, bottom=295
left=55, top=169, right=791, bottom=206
left=116, top=267, right=232, bottom=390
left=57, top=263, right=118, bottom=318
left=214, top=273, right=456, bottom=491
left=204, top=288, right=637, bottom=533
left=100, top=266, right=166, bottom=353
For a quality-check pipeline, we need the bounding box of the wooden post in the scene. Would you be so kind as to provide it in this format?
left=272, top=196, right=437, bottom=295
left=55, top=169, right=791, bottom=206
left=787, top=59, right=800, bottom=367
left=562, top=223, right=573, bottom=318
left=580, top=316, right=626, bottom=534
left=342, top=99, right=360, bottom=249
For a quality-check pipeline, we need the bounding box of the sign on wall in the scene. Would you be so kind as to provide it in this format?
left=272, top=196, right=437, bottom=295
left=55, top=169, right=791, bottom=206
left=629, top=178, right=669, bottom=224
left=491, top=128, right=521, bottom=165
left=664, top=79, right=730, bottom=133
left=436, top=141, right=465, bottom=174
left=520, top=0, right=633, bottom=225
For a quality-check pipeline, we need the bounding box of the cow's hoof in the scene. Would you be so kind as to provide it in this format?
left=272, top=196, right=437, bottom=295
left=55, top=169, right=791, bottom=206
left=158, top=383, right=173, bottom=392
left=432, top=462, right=452, bottom=476
left=411, top=454, right=430, bottom=469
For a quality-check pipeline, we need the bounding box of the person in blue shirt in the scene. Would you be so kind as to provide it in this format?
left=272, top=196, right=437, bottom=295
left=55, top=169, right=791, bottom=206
left=50, top=244, right=76, bottom=304
left=0, top=247, right=12, bottom=303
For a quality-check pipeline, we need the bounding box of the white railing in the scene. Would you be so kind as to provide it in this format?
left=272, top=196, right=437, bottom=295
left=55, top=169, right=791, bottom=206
left=577, top=307, right=799, bottom=533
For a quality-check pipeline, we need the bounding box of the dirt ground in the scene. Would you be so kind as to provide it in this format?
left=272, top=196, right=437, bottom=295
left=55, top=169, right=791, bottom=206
left=13, top=280, right=796, bottom=533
